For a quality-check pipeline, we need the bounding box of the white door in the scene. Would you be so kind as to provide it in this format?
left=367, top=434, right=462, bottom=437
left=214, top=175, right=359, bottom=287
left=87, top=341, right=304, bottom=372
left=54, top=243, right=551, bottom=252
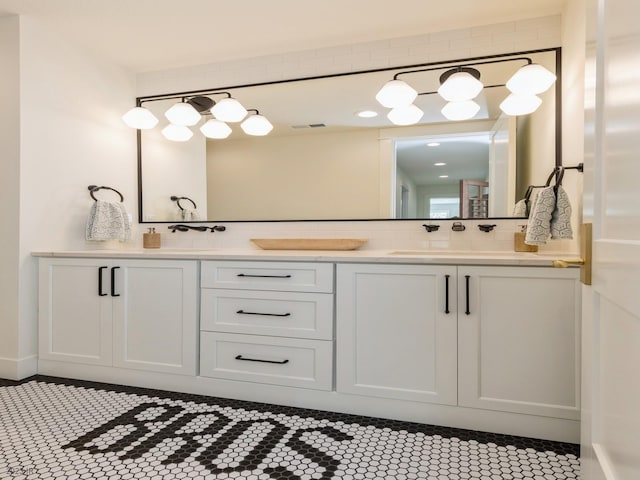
left=112, top=259, right=198, bottom=375
left=582, top=0, right=640, bottom=478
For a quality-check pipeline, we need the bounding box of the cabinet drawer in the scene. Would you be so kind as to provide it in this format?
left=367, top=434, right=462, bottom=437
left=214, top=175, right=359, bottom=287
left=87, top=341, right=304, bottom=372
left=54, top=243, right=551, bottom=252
left=200, top=332, right=333, bottom=390
left=201, top=290, right=333, bottom=340
left=201, top=261, right=333, bottom=293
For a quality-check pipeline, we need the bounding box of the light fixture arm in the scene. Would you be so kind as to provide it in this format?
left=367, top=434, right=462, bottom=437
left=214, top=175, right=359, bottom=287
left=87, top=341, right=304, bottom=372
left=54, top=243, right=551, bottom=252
left=391, top=56, right=533, bottom=81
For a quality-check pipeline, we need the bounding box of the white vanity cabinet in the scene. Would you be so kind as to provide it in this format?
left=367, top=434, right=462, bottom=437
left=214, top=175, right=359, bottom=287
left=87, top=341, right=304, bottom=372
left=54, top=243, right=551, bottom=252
left=336, top=263, right=458, bottom=405
left=457, top=266, right=580, bottom=420
left=38, top=257, right=198, bottom=375
left=199, top=261, right=334, bottom=390
left=336, top=263, right=580, bottom=420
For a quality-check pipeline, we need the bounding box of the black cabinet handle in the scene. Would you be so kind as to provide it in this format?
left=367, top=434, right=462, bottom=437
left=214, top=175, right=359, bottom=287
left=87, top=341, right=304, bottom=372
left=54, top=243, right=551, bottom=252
left=237, top=273, right=292, bottom=278
left=98, top=266, right=108, bottom=296
left=445, top=274, right=450, bottom=314
left=111, top=266, right=120, bottom=297
left=235, top=354, right=289, bottom=365
left=465, top=275, right=471, bottom=315
left=236, top=310, right=291, bottom=317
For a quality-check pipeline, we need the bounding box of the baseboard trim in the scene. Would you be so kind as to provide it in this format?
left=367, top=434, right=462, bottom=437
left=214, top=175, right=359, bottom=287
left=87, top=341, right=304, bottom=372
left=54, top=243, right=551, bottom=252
left=0, top=355, right=38, bottom=380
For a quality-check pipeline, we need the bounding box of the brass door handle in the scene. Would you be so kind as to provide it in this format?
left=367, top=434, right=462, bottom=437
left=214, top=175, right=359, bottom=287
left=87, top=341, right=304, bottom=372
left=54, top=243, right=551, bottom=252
left=552, top=259, right=585, bottom=268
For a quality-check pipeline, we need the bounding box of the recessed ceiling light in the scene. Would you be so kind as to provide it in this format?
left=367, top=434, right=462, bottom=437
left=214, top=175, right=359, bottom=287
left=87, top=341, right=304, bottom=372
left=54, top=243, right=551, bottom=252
left=427, top=142, right=441, bottom=147
left=439, top=175, right=449, bottom=178
left=434, top=162, right=446, bottom=166
left=356, top=110, right=378, bottom=118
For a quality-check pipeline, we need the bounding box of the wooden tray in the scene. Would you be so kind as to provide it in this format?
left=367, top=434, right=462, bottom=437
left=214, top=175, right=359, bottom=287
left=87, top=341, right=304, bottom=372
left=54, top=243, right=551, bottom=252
left=251, top=238, right=368, bottom=251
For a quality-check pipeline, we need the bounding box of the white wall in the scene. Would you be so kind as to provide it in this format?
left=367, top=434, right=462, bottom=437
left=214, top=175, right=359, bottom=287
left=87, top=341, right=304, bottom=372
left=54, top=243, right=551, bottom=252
left=0, top=16, right=21, bottom=373
left=0, top=15, right=137, bottom=379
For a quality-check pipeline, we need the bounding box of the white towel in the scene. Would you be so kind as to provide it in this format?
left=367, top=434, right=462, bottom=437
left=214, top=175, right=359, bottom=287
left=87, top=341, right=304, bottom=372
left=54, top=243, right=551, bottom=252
left=512, top=199, right=528, bottom=217
left=550, top=186, right=573, bottom=240
left=86, top=201, right=131, bottom=241
left=525, top=187, right=556, bottom=245
left=180, top=207, right=199, bottom=221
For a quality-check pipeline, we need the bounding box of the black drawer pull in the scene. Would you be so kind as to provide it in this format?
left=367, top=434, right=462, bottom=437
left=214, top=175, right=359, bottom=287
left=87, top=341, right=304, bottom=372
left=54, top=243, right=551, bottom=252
left=237, top=310, right=291, bottom=317
left=111, top=266, right=121, bottom=297
left=445, top=274, right=450, bottom=314
left=465, top=275, right=471, bottom=315
left=237, top=273, right=292, bottom=278
left=235, top=355, right=289, bottom=365
left=98, top=266, right=108, bottom=296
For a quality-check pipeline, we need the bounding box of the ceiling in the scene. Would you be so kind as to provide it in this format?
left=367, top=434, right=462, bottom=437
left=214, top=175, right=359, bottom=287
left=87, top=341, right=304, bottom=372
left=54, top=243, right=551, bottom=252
left=0, top=0, right=565, bottom=72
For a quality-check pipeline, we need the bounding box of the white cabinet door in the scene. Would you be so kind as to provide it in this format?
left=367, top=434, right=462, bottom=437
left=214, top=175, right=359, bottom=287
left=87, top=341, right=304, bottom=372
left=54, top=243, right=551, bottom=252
left=39, top=258, right=113, bottom=366
left=458, top=266, right=580, bottom=419
left=336, top=263, right=457, bottom=405
left=112, top=259, right=198, bottom=375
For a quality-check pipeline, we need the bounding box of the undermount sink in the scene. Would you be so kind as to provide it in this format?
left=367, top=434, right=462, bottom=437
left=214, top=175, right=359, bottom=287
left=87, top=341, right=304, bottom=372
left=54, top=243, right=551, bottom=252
left=388, top=250, right=525, bottom=257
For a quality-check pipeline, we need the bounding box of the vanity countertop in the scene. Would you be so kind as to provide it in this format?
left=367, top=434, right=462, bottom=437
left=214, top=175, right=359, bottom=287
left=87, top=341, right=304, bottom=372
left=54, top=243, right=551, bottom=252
left=31, top=249, right=580, bottom=267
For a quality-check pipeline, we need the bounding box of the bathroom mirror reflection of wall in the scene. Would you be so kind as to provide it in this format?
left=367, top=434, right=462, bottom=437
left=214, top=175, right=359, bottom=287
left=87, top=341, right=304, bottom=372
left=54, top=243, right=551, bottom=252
left=139, top=48, right=560, bottom=223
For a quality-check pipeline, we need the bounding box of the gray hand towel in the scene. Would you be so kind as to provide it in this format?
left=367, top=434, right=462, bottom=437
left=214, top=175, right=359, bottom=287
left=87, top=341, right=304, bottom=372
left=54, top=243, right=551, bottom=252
left=512, top=199, right=528, bottom=217
left=525, top=187, right=556, bottom=245
left=86, top=200, right=131, bottom=241
left=550, top=186, right=573, bottom=239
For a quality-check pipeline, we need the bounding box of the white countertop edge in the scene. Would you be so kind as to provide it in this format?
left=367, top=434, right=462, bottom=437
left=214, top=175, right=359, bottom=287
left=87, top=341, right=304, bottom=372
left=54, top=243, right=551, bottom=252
left=31, top=249, right=580, bottom=267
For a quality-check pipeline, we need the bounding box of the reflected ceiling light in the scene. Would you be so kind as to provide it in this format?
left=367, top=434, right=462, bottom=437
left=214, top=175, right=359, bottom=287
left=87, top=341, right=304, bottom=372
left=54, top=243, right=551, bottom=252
left=387, top=104, right=424, bottom=125
left=441, top=100, right=480, bottom=121
left=200, top=119, right=232, bottom=139
left=375, top=80, right=418, bottom=108
left=122, top=107, right=159, bottom=129
left=356, top=110, right=378, bottom=118
left=439, top=175, right=449, bottom=178
left=434, top=162, right=446, bottom=166
left=506, top=63, right=556, bottom=95
left=500, top=94, right=542, bottom=116
left=427, top=142, right=440, bottom=147
left=211, top=96, right=248, bottom=122
left=161, top=124, right=193, bottom=142
left=240, top=110, right=274, bottom=136
left=164, top=101, right=201, bottom=126
left=437, top=67, right=483, bottom=102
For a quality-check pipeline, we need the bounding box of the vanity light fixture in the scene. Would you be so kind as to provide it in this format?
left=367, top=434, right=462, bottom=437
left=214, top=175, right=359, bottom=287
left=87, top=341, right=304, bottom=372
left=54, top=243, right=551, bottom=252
left=164, top=101, right=202, bottom=126
left=161, top=124, right=193, bottom=142
left=375, top=55, right=557, bottom=126
left=240, top=110, right=274, bottom=136
left=387, top=104, right=424, bottom=126
left=200, top=118, right=232, bottom=139
left=121, top=107, right=159, bottom=129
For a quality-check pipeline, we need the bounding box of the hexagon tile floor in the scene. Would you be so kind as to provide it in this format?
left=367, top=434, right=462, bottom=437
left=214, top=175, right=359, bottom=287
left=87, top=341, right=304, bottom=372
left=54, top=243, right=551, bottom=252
left=0, top=376, right=580, bottom=480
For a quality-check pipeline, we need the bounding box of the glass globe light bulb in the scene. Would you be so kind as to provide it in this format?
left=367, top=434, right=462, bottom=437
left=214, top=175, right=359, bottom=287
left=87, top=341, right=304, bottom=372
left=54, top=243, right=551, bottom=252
left=211, top=97, right=248, bottom=122
left=161, top=124, right=193, bottom=142
left=164, top=102, right=201, bottom=126
left=441, top=100, right=481, bottom=121
left=386, top=104, right=424, bottom=125
left=241, top=114, right=274, bottom=136
left=200, top=119, right=232, bottom=139
left=506, top=64, right=557, bottom=95
left=375, top=80, right=418, bottom=108
left=499, top=94, right=542, bottom=116
left=438, top=71, right=484, bottom=102
left=122, top=107, right=158, bottom=129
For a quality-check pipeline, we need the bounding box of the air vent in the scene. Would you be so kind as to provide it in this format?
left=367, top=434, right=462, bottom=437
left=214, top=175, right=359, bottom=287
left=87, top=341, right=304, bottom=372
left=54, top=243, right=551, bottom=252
left=290, top=123, right=327, bottom=129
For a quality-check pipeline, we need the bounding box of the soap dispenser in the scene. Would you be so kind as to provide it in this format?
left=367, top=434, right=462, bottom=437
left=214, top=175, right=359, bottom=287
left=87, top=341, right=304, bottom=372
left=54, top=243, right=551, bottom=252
left=143, top=227, right=161, bottom=249
left=514, top=225, right=538, bottom=252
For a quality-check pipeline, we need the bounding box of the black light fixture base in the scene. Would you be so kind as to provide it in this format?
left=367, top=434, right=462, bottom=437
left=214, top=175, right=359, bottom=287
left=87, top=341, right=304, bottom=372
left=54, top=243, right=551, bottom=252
left=439, top=67, right=481, bottom=85
left=187, top=95, right=215, bottom=113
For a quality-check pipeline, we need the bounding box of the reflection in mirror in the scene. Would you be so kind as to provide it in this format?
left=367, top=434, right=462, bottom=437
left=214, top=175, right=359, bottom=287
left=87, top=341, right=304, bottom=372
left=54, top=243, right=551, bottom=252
left=138, top=48, right=560, bottom=222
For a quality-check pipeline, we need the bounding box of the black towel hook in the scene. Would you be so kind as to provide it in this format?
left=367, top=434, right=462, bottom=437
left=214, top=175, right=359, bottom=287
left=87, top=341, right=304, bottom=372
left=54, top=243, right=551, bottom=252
left=88, top=185, right=124, bottom=202
left=170, top=196, right=197, bottom=211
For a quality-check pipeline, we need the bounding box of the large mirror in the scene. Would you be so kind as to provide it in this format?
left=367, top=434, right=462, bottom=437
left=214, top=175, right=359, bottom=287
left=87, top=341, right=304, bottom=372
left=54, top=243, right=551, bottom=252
left=138, top=48, right=560, bottom=222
